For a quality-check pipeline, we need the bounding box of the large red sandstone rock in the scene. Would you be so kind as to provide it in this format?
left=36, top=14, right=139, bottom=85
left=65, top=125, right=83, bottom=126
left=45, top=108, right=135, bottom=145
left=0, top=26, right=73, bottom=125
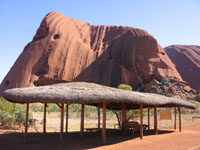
left=165, top=45, right=200, bottom=90
left=0, top=11, right=182, bottom=94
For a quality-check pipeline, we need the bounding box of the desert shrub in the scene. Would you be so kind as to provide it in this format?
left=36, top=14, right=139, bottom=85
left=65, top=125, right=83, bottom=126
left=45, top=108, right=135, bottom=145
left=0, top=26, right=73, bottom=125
left=126, top=109, right=147, bottom=120
left=30, top=104, right=43, bottom=112
left=13, top=109, right=25, bottom=128
left=0, top=110, right=14, bottom=127
left=85, top=105, right=98, bottom=119
left=189, top=100, right=200, bottom=108
left=188, top=100, right=200, bottom=113
left=0, top=97, right=37, bottom=128
left=180, top=82, right=187, bottom=87
left=47, top=104, right=60, bottom=113
left=189, top=93, right=197, bottom=99
left=0, top=97, right=16, bottom=114
left=117, top=84, right=132, bottom=91
left=69, top=104, right=81, bottom=118
left=30, top=103, right=60, bottom=113
left=0, top=97, right=26, bottom=113
left=13, top=109, right=36, bottom=128
left=159, top=78, right=170, bottom=86
left=180, top=100, right=200, bottom=114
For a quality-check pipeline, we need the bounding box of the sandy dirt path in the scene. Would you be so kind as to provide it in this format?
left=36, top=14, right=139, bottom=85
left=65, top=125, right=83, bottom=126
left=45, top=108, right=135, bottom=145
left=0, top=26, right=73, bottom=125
left=92, top=124, right=200, bottom=150
left=0, top=123, right=200, bottom=150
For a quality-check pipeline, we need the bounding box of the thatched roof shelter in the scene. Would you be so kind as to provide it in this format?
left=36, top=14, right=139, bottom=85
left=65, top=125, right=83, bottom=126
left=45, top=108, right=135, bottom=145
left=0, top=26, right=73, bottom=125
left=2, top=82, right=195, bottom=109
left=1, top=82, right=196, bottom=146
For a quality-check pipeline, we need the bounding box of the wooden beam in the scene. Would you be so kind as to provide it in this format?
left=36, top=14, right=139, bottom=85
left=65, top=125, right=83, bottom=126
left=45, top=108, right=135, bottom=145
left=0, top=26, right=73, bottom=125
left=56, top=103, right=61, bottom=108
left=178, top=107, right=181, bottom=132
left=65, top=104, right=69, bottom=133
left=59, top=103, right=64, bottom=147
left=174, top=107, right=176, bottom=130
left=148, top=107, right=150, bottom=131
left=80, top=104, right=85, bottom=137
left=43, top=103, right=47, bottom=134
left=102, top=102, right=107, bottom=144
left=24, top=103, right=29, bottom=142
left=98, top=104, right=100, bottom=129
left=140, top=104, right=143, bottom=139
left=154, top=105, right=158, bottom=135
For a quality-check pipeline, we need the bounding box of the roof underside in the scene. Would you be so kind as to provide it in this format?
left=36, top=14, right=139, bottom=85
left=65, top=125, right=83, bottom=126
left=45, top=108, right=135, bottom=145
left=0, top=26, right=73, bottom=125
left=2, top=82, right=196, bottom=110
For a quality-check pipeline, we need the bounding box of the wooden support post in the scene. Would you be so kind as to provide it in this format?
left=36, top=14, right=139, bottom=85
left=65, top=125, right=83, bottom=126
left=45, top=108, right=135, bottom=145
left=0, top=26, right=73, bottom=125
left=65, top=104, right=69, bottom=133
left=24, top=103, right=29, bottom=142
left=154, top=105, right=158, bottom=135
left=43, top=103, right=47, bottom=134
left=59, top=103, right=64, bottom=147
left=98, top=105, right=100, bottom=129
left=80, top=104, right=85, bottom=137
left=102, top=102, right=107, bottom=144
left=148, top=107, right=150, bottom=131
left=174, top=107, right=176, bottom=130
left=122, top=103, right=126, bottom=131
left=124, top=106, right=126, bottom=124
left=178, top=107, right=181, bottom=132
left=140, top=104, right=143, bottom=139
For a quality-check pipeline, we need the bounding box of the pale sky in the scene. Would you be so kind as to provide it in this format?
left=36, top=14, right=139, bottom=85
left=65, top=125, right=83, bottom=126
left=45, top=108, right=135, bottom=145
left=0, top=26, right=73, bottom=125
left=0, top=0, right=200, bottom=83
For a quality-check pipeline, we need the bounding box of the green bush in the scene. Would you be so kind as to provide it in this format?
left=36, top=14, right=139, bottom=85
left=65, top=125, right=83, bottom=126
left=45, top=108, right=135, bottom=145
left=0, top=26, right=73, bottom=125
left=47, top=104, right=60, bottom=113
left=0, top=110, right=14, bottom=127
left=30, top=104, right=43, bottom=112
left=117, top=84, right=132, bottom=91
left=159, top=78, right=170, bottom=86
left=0, top=97, right=16, bottom=114
left=0, top=97, right=37, bottom=128
left=69, top=104, right=81, bottom=118
left=13, top=109, right=37, bottom=128
left=189, top=100, right=200, bottom=108
left=85, top=105, right=99, bottom=119
left=13, top=109, right=25, bottom=128
left=189, top=100, right=200, bottom=113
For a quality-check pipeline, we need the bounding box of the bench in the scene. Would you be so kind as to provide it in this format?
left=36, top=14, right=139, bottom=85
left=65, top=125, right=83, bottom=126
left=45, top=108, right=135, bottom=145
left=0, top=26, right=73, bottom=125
left=124, top=121, right=149, bottom=135
left=85, top=128, right=114, bottom=135
left=85, top=128, right=101, bottom=132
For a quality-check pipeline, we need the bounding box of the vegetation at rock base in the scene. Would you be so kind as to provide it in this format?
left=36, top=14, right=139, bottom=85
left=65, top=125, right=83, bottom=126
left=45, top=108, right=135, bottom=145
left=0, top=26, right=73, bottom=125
left=117, top=84, right=132, bottom=91
left=143, top=78, right=199, bottom=100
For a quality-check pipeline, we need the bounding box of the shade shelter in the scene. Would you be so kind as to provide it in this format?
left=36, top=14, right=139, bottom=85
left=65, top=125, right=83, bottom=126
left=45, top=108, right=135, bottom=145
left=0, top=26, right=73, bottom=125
left=2, top=82, right=196, bottom=146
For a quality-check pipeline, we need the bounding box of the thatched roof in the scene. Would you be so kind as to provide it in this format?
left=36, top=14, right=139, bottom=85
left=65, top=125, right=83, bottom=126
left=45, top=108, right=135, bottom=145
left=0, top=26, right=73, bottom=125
left=2, top=82, right=195, bottom=110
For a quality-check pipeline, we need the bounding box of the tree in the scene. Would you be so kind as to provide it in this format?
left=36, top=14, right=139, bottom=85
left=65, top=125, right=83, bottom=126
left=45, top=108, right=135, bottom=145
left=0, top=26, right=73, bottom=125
left=113, top=84, right=133, bottom=128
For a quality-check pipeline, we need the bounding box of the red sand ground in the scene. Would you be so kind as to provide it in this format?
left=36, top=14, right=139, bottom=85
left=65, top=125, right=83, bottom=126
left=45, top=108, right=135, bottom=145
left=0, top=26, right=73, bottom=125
left=0, top=123, right=200, bottom=150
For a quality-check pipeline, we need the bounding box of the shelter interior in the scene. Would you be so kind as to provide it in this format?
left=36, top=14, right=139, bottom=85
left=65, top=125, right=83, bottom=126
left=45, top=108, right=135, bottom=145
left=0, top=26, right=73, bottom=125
left=22, top=101, right=183, bottom=146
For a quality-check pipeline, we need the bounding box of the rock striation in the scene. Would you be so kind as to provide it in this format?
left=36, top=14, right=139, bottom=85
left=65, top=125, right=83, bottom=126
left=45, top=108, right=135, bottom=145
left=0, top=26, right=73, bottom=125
left=165, top=45, right=200, bottom=90
left=0, top=11, right=182, bottom=94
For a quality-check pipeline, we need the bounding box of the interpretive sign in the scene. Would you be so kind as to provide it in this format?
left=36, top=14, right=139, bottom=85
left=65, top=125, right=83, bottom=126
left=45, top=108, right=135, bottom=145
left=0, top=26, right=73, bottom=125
left=160, top=110, right=172, bottom=120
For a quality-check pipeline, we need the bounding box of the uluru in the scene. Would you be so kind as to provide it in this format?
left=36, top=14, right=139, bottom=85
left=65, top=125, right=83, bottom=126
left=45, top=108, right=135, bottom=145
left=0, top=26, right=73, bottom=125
left=0, top=11, right=182, bottom=94
left=165, top=45, right=200, bottom=90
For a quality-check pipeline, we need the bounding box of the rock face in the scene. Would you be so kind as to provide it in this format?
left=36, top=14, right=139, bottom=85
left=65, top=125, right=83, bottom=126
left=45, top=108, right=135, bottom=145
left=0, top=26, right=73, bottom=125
left=0, top=11, right=182, bottom=94
left=165, top=45, right=200, bottom=90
